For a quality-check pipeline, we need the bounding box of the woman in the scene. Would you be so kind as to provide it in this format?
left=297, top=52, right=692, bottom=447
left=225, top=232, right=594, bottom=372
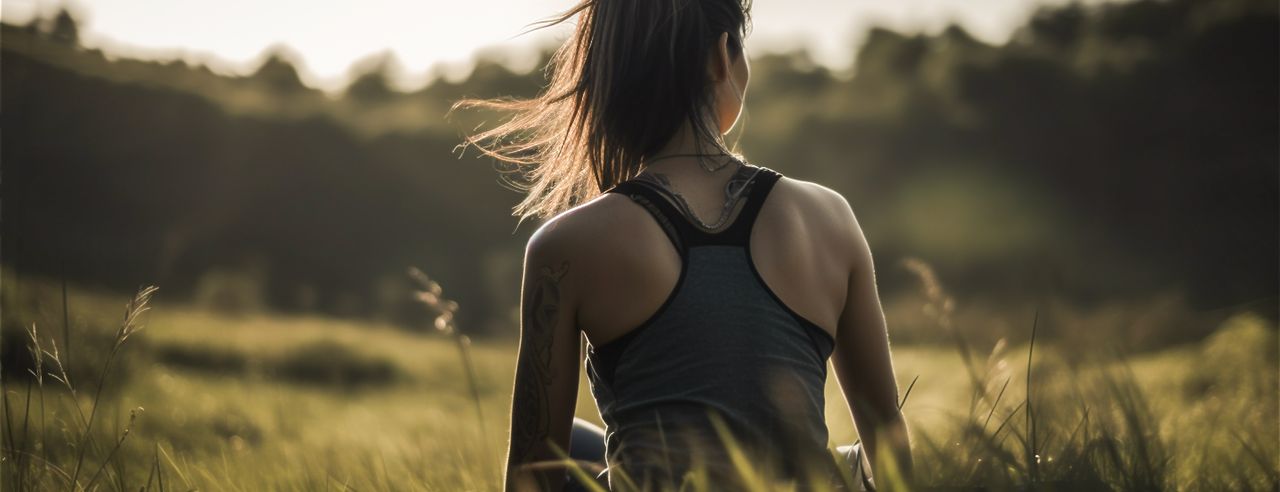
left=454, top=0, right=912, bottom=490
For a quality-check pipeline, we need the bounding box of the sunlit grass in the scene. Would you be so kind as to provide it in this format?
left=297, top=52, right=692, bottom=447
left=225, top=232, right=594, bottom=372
left=1, top=276, right=1276, bottom=491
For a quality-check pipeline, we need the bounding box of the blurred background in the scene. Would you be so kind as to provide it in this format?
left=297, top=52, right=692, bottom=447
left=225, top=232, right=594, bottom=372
left=1, top=0, right=1276, bottom=490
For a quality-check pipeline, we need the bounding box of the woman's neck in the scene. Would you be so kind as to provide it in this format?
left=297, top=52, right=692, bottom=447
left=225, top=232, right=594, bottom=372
left=642, top=121, right=738, bottom=175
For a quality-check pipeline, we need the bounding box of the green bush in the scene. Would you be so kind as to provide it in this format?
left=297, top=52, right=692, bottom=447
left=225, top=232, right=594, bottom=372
left=270, top=340, right=402, bottom=388
left=153, top=343, right=250, bottom=374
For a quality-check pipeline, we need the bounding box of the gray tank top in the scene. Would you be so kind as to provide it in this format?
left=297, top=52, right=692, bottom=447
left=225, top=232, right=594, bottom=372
left=586, top=166, right=840, bottom=489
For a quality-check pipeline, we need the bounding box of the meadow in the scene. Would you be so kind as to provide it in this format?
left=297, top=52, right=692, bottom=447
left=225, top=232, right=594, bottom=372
left=1, top=1, right=1276, bottom=490
left=1, top=275, right=1275, bottom=491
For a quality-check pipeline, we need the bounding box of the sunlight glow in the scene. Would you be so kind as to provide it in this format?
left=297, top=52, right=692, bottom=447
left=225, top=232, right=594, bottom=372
left=2, top=0, right=1118, bottom=94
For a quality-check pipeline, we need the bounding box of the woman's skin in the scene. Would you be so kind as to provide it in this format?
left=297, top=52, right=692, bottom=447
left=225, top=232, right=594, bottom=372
left=504, top=32, right=913, bottom=492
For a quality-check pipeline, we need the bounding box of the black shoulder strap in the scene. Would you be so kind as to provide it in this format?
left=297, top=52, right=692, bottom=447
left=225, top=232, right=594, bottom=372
left=717, top=167, right=782, bottom=245
left=605, top=180, right=692, bottom=254
left=605, top=166, right=783, bottom=248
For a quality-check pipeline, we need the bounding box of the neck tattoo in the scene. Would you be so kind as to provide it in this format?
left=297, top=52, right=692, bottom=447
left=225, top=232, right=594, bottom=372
left=633, top=161, right=763, bottom=231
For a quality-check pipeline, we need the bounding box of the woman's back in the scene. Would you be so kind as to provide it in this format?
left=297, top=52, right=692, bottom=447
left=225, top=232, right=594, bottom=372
left=572, top=165, right=853, bottom=349
left=547, top=163, right=860, bottom=488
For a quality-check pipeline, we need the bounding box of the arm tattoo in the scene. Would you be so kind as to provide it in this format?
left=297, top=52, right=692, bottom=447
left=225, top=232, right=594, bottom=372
left=509, top=260, right=570, bottom=488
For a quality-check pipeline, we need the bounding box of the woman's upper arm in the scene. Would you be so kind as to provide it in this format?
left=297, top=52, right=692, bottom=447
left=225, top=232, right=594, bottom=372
left=505, top=222, right=583, bottom=491
left=827, top=192, right=902, bottom=425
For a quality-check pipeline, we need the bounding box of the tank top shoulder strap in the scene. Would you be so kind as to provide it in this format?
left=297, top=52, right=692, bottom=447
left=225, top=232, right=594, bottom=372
left=605, top=180, right=693, bottom=254
left=604, top=166, right=783, bottom=249
left=717, top=166, right=782, bottom=245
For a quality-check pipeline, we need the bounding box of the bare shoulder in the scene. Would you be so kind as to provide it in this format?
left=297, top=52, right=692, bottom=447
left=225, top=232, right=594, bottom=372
left=523, top=192, right=651, bottom=263
left=771, top=175, right=865, bottom=243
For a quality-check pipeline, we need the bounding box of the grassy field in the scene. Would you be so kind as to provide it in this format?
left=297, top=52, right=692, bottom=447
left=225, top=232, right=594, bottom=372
left=1, top=283, right=1276, bottom=491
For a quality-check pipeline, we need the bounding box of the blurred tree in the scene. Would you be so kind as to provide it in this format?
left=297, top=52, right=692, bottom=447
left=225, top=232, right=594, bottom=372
left=0, top=0, right=1274, bottom=339
left=1026, top=3, right=1088, bottom=48
left=252, top=45, right=307, bottom=94
left=49, top=8, right=79, bottom=46
left=344, top=50, right=401, bottom=102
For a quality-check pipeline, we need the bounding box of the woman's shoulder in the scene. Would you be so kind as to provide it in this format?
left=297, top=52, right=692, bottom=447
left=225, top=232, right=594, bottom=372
left=760, top=173, right=869, bottom=279
left=770, top=174, right=861, bottom=234
left=522, top=190, right=657, bottom=262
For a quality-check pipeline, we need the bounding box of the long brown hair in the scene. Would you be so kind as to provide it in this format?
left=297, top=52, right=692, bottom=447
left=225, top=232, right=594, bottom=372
left=451, top=0, right=753, bottom=223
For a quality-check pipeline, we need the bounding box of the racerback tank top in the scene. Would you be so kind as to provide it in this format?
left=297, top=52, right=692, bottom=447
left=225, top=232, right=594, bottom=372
left=585, top=166, right=841, bottom=490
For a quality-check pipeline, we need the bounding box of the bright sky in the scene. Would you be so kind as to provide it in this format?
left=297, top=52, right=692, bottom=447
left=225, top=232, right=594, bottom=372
left=1, top=0, right=1114, bottom=94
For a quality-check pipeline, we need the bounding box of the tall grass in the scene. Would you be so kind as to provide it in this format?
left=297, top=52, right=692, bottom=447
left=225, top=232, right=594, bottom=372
left=0, top=268, right=1275, bottom=491
left=3, top=285, right=159, bottom=491
left=409, top=266, right=493, bottom=467
left=898, top=261, right=1278, bottom=492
